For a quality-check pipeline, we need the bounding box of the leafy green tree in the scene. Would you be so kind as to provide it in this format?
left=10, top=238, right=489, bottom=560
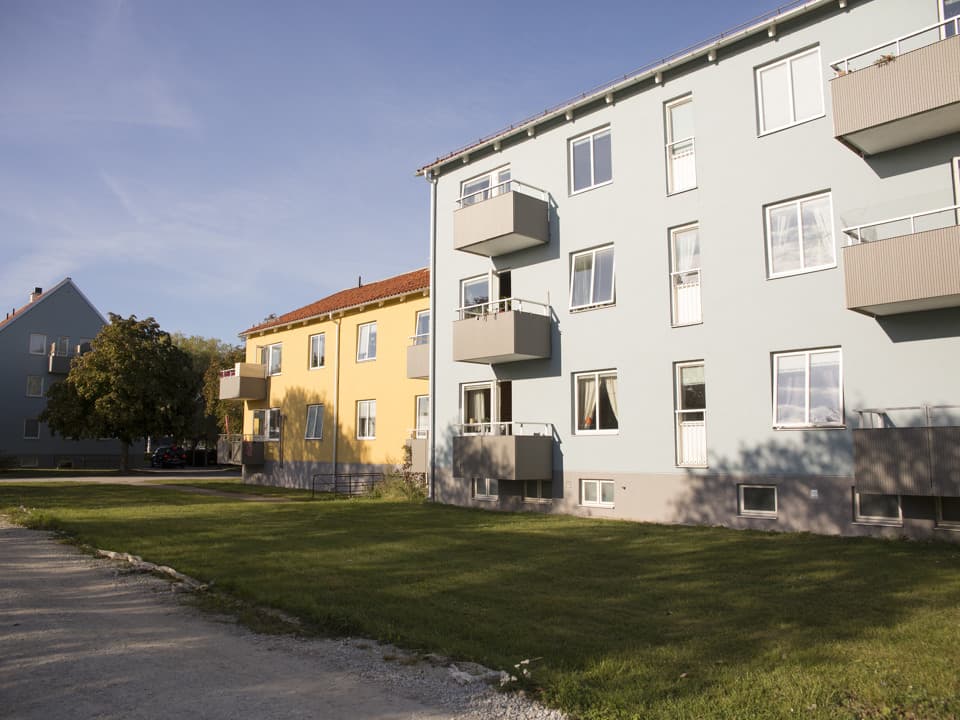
left=170, top=334, right=244, bottom=461
left=42, top=314, right=200, bottom=471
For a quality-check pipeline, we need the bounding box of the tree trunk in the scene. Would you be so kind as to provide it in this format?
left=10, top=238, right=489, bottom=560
left=120, top=441, right=130, bottom=474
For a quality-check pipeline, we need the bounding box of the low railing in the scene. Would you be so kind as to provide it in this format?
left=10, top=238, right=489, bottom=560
left=667, top=137, right=696, bottom=193
left=842, top=204, right=960, bottom=245
left=675, top=411, right=707, bottom=466
left=456, top=179, right=548, bottom=209
left=456, top=297, right=550, bottom=321
left=830, top=17, right=959, bottom=74
left=671, top=268, right=702, bottom=326
left=855, top=405, right=960, bottom=429
left=408, top=427, right=429, bottom=440
left=409, top=333, right=429, bottom=346
left=310, top=472, right=383, bottom=498
left=456, top=421, right=553, bottom=437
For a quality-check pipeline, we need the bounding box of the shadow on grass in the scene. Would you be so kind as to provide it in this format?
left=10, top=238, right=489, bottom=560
left=2, top=484, right=959, bottom=719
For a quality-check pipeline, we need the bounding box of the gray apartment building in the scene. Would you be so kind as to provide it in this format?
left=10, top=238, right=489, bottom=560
left=418, top=0, right=960, bottom=541
left=0, top=278, right=130, bottom=468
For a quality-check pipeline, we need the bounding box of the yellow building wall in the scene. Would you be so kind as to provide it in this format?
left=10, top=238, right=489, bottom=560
left=242, top=291, right=429, bottom=471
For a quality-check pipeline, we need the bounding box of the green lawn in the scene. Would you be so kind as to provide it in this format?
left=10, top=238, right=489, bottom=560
left=3, top=482, right=959, bottom=720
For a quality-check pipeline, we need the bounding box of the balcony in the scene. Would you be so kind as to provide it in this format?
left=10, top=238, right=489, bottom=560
left=830, top=20, right=960, bottom=155
left=853, top=406, right=960, bottom=496
left=219, top=363, right=267, bottom=400
left=452, top=298, right=551, bottom=364
left=216, top=434, right=265, bottom=465
left=407, top=335, right=429, bottom=379
left=48, top=352, right=71, bottom=375
left=841, top=206, right=960, bottom=316
left=405, top=431, right=428, bottom=473
left=452, top=422, right=553, bottom=481
left=454, top=181, right=549, bottom=257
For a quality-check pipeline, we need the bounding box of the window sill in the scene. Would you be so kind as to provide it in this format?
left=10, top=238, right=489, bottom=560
left=739, top=512, right=778, bottom=520
left=935, top=523, right=960, bottom=532
left=356, top=358, right=376, bottom=363
left=474, top=496, right=498, bottom=502
left=581, top=503, right=615, bottom=510
left=757, top=113, right=826, bottom=138
left=677, top=463, right=708, bottom=469
left=570, top=302, right=616, bottom=314
left=570, top=180, right=613, bottom=197
left=356, top=437, right=376, bottom=441
left=853, top=519, right=903, bottom=528
left=667, top=185, right=697, bottom=197
left=309, top=366, right=325, bottom=371
left=773, top=424, right=845, bottom=431
left=671, top=320, right=703, bottom=328
left=575, top=429, right=619, bottom=436
left=767, top=263, right=837, bottom=280
left=523, top=497, right=553, bottom=504
left=304, top=437, right=324, bottom=441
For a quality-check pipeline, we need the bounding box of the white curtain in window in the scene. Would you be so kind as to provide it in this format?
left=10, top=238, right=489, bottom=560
left=571, top=254, right=593, bottom=307
left=602, top=375, right=619, bottom=428
left=578, top=376, right=598, bottom=430
left=809, top=350, right=841, bottom=424
left=776, top=355, right=807, bottom=424
left=673, top=228, right=700, bottom=274
left=801, top=196, right=834, bottom=269
left=593, top=247, right=615, bottom=304
left=769, top=204, right=799, bottom=274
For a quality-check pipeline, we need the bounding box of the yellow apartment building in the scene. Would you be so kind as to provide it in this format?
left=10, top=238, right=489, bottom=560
left=219, top=268, right=430, bottom=488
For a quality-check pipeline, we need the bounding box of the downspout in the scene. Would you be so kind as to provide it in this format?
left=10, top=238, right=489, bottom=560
left=426, top=170, right=438, bottom=501
left=331, top=315, right=341, bottom=478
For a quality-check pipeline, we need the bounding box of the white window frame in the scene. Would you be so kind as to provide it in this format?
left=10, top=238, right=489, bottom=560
left=854, top=492, right=903, bottom=526
left=459, top=165, right=511, bottom=207
left=755, top=46, right=825, bottom=135
left=936, top=496, right=960, bottom=529
left=415, top=395, right=429, bottom=439
left=460, top=274, right=492, bottom=317
left=54, top=336, right=70, bottom=356
left=252, top=408, right=281, bottom=441
left=738, top=484, right=778, bottom=518
left=26, top=375, right=44, bottom=398
left=357, top=322, right=377, bottom=362
left=28, top=333, right=47, bottom=355
left=23, top=419, right=40, bottom=440
left=765, top=192, right=836, bottom=278
left=674, top=361, right=707, bottom=468
left=523, top=479, right=553, bottom=503
left=772, top=347, right=844, bottom=429
left=569, top=245, right=616, bottom=311
left=461, top=382, right=494, bottom=435
left=580, top=478, right=615, bottom=508
left=941, top=0, right=960, bottom=38
left=669, top=223, right=702, bottom=327
left=472, top=477, right=498, bottom=500
left=309, top=333, right=325, bottom=370
left=356, top=399, right=376, bottom=440
left=413, top=309, right=430, bottom=345
left=19, top=455, right=39, bottom=468
left=574, top=370, right=619, bottom=435
left=305, top=404, right=324, bottom=440
left=569, top=127, right=613, bottom=195
left=259, top=343, right=282, bottom=376
left=665, top=95, right=696, bottom=195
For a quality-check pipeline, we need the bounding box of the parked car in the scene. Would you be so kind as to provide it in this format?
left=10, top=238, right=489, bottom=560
left=150, top=445, right=187, bottom=469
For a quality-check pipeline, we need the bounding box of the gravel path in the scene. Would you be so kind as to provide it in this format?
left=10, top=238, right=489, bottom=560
left=0, top=519, right=565, bottom=720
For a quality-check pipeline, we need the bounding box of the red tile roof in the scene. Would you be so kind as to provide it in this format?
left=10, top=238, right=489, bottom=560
left=242, top=267, right=429, bottom=336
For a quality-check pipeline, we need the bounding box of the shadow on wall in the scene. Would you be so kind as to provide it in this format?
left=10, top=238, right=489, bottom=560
left=877, top=307, right=960, bottom=343
left=673, top=428, right=858, bottom=536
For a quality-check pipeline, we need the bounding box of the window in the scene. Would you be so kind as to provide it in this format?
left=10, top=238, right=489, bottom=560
left=854, top=492, right=902, bottom=525
left=575, top=371, right=619, bottom=433
left=415, top=395, right=429, bottom=439
left=19, top=456, right=39, bottom=468
left=523, top=479, right=553, bottom=503
left=937, top=496, right=960, bottom=528
left=665, top=96, right=696, bottom=194
left=670, top=224, right=701, bottom=326
left=460, top=275, right=490, bottom=317
left=252, top=408, right=281, bottom=440
left=675, top=362, right=707, bottom=467
left=309, top=333, right=325, bottom=369
left=581, top=479, right=614, bottom=507
left=462, top=383, right=492, bottom=434
left=26, top=376, right=43, bottom=398
left=943, top=0, right=960, bottom=37
left=28, top=333, right=47, bottom=355
left=357, top=322, right=377, bottom=362
left=413, top=310, right=430, bottom=345
left=570, top=245, right=615, bottom=310
left=756, top=47, right=824, bottom=134
left=472, top=477, right=499, bottom=500
left=24, top=419, right=40, bottom=440
left=460, top=166, right=511, bottom=207
left=357, top=400, right=376, bottom=439
left=570, top=127, right=612, bottom=193
left=305, top=404, right=324, bottom=439
left=739, top=485, right=778, bottom=518
left=259, top=343, right=282, bottom=375
left=55, top=336, right=70, bottom=356
left=765, top=192, right=835, bottom=277
left=773, top=348, right=843, bottom=428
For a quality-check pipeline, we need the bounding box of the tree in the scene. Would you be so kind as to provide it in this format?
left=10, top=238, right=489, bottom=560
left=41, top=314, right=200, bottom=471
left=170, top=334, right=244, bottom=461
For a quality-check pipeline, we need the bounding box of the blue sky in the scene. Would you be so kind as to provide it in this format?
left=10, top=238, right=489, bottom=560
left=1, top=0, right=780, bottom=344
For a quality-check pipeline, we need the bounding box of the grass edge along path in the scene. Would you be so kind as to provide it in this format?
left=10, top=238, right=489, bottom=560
left=2, top=481, right=959, bottom=720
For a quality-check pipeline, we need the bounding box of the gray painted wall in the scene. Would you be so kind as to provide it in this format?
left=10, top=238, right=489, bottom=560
left=0, top=280, right=136, bottom=467
left=429, top=0, right=960, bottom=540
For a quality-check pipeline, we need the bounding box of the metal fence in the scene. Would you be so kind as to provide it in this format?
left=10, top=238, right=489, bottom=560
left=310, top=472, right=384, bottom=498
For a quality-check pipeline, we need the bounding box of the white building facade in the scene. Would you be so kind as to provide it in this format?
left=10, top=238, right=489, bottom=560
left=420, top=0, right=960, bottom=541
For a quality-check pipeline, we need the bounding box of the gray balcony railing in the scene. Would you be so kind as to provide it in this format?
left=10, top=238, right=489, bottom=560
left=454, top=180, right=550, bottom=257
left=453, top=298, right=551, bottom=364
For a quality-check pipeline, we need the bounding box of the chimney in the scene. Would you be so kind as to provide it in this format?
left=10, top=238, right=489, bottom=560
left=358, top=275, right=362, bottom=288
left=29, top=287, right=42, bottom=302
